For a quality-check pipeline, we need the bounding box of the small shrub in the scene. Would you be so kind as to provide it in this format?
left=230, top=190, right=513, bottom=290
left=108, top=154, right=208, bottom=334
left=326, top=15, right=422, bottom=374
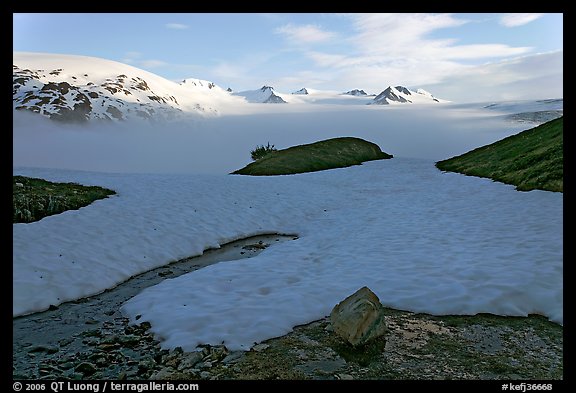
left=250, top=142, right=277, bottom=161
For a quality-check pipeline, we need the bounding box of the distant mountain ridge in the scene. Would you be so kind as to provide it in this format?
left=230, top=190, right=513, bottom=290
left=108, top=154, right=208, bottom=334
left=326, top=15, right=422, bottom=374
left=233, top=86, right=287, bottom=103
left=370, top=86, right=447, bottom=105
left=342, top=89, right=369, bottom=96
left=292, top=88, right=309, bottom=95
left=13, top=52, right=450, bottom=123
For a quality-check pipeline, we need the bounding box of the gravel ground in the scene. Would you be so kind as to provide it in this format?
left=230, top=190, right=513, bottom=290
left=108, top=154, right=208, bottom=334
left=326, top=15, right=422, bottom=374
left=13, top=234, right=562, bottom=381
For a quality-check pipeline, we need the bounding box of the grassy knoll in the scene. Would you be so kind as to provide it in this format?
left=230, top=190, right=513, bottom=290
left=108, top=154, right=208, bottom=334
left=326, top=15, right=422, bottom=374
left=436, top=117, right=562, bottom=192
left=232, top=137, right=393, bottom=176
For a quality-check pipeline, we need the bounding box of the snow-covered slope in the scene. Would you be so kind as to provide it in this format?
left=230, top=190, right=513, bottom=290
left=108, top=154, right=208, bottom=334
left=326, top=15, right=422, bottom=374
left=233, top=86, right=287, bottom=103
left=13, top=53, right=241, bottom=122
left=371, top=85, right=449, bottom=105
left=13, top=160, right=562, bottom=351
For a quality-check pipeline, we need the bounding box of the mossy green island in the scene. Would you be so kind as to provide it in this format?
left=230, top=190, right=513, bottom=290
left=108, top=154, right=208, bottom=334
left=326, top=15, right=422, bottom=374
left=232, top=137, right=393, bottom=176
left=436, top=117, right=563, bottom=192
left=13, top=176, right=116, bottom=223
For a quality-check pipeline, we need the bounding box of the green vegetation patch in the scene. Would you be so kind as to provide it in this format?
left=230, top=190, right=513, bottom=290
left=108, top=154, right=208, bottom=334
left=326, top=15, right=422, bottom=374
left=436, top=117, right=563, bottom=192
left=13, top=176, right=116, bottom=223
left=232, top=137, right=393, bottom=176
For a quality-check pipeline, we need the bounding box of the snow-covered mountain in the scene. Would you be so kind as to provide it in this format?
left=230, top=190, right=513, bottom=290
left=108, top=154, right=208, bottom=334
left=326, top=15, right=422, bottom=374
left=342, top=89, right=369, bottom=96
left=292, top=88, right=309, bottom=95
left=233, top=86, right=287, bottom=103
left=13, top=53, right=240, bottom=122
left=370, top=86, right=448, bottom=105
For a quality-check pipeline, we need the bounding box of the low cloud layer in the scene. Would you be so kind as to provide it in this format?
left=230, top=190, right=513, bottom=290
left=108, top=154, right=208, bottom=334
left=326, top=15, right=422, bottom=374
left=13, top=105, right=532, bottom=175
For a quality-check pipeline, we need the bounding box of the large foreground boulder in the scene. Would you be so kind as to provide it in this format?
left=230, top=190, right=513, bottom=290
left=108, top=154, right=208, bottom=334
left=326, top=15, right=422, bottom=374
left=330, top=286, right=388, bottom=347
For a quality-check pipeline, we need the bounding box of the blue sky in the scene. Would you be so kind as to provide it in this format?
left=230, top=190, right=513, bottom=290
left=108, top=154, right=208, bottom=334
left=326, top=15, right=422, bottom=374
left=13, top=13, right=563, bottom=102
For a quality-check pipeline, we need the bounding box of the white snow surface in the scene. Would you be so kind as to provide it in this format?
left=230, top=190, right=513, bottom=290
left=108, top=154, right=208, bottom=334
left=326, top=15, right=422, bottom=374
left=13, top=159, right=562, bottom=351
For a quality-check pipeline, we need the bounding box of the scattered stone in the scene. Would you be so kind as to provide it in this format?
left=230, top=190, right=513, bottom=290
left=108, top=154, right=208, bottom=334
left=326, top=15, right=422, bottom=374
left=329, top=286, right=388, bottom=346
left=138, top=357, right=157, bottom=371
left=38, top=364, right=61, bottom=374
left=221, top=352, right=244, bottom=364
left=28, top=344, right=59, bottom=354
left=58, top=362, right=74, bottom=370
left=196, top=361, right=212, bottom=370
left=75, top=362, right=97, bottom=375
left=296, top=359, right=347, bottom=375
left=336, top=373, right=354, bottom=380
left=15, top=182, right=24, bottom=187
left=58, top=338, right=74, bottom=347
left=82, top=329, right=102, bottom=338
left=208, top=345, right=229, bottom=361
left=177, top=351, right=204, bottom=370
left=242, top=243, right=267, bottom=250
left=85, top=318, right=99, bottom=325
left=149, top=368, right=177, bottom=380
left=97, top=342, right=120, bottom=351
left=200, top=371, right=211, bottom=379
left=252, top=343, right=269, bottom=352
left=118, top=335, right=141, bottom=347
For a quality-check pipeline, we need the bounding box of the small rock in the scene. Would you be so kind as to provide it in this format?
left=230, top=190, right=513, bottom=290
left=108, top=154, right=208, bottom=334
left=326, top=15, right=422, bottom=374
left=28, top=345, right=59, bottom=354
left=15, top=182, right=24, bottom=187
left=199, top=346, right=211, bottom=357
left=58, top=338, right=74, bottom=347
left=337, top=373, right=354, bottom=380
left=138, top=357, right=157, bottom=371
left=101, top=334, right=120, bottom=344
left=58, top=362, right=74, bottom=370
left=38, top=364, right=61, bottom=374
left=196, top=361, right=212, bottom=370
left=84, top=337, right=102, bottom=347
left=252, top=343, right=269, bottom=352
left=242, top=243, right=267, bottom=250
left=297, top=335, right=320, bottom=346
left=149, top=368, right=176, bottom=380
left=75, top=362, right=97, bottom=375
left=200, top=371, right=211, bottom=379
left=85, top=318, right=99, bottom=325
left=98, top=342, right=120, bottom=351
left=162, top=347, right=184, bottom=368
left=177, top=351, right=204, bottom=370
left=208, top=345, right=229, bottom=362
left=38, top=374, right=59, bottom=380
left=118, top=334, right=141, bottom=347
left=221, top=352, right=244, bottom=364
left=329, top=286, right=388, bottom=347
left=82, top=329, right=102, bottom=338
